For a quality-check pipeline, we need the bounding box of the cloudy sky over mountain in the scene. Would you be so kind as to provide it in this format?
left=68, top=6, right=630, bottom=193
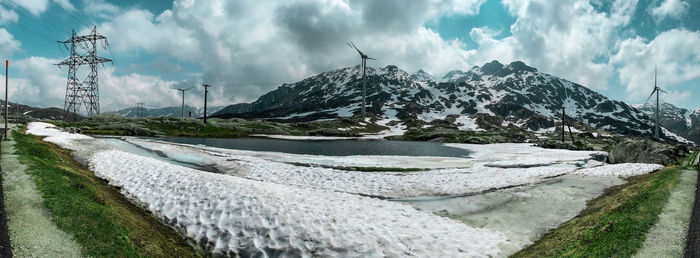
left=0, top=0, right=698, bottom=111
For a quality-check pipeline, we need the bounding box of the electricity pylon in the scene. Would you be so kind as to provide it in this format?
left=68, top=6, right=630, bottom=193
left=57, top=26, right=112, bottom=120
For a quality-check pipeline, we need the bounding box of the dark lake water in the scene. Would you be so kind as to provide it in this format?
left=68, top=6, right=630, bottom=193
left=152, top=137, right=472, bottom=157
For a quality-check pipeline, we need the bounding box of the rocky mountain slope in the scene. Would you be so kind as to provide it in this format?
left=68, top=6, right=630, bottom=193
left=109, top=105, right=224, bottom=118
left=632, top=102, right=699, bottom=144
left=212, top=61, right=695, bottom=144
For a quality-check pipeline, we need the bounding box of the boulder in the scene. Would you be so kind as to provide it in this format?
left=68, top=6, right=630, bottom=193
left=607, top=139, right=688, bottom=165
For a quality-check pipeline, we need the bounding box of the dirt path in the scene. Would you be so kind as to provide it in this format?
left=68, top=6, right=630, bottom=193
left=635, top=168, right=696, bottom=257
left=0, top=141, right=12, bottom=257
left=1, top=129, right=83, bottom=257
left=684, top=153, right=700, bottom=258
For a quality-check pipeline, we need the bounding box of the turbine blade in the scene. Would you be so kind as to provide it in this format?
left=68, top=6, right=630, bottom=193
left=658, top=88, right=669, bottom=94
left=347, top=42, right=364, bottom=56
left=645, top=89, right=657, bottom=103
left=366, top=57, right=376, bottom=60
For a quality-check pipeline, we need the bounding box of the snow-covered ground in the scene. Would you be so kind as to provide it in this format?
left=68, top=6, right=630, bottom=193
left=27, top=122, right=92, bottom=151
left=122, top=139, right=660, bottom=199
left=92, top=150, right=506, bottom=257
left=25, top=122, right=668, bottom=257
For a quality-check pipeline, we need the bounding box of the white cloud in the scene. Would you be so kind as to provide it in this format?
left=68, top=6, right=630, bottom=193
left=89, top=0, right=487, bottom=105
left=0, top=28, right=21, bottom=56
left=467, top=0, right=639, bottom=90
left=2, top=55, right=187, bottom=112
left=664, top=90, right=691, bottom=106
left=15, top=0, right=50, bottom=15
left=83, top=0, right=120, bottom=19
left=651, top=0, right=689, bottom=22
left=52, top=0, right=74, bottom=11
left=13, top=0, right=74, bottom=15
left=11, top=56, right=65, bottom=107
left=0, top=6, right=19, bottom=24
left=98, top=67, right=182, bottom=110
left=610, top=29, right=700, bottom=101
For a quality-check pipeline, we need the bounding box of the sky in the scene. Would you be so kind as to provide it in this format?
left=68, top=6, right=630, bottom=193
left=0, top=0, right=698, bottom=112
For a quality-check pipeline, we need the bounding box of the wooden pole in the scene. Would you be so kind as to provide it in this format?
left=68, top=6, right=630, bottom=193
left=4, top=60, right=8, bottom=140
left=561, top=107, right=565, bottom=142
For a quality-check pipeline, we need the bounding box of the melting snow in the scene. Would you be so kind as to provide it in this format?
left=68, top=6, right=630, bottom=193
left=91, top=150, right=507, bottom=257
left=24, top=122, right=668, bottom=257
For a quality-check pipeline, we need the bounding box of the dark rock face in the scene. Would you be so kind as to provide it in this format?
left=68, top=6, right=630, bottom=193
left=607, top=139, right=689, bottom=165
left=479, top=60, right=504, bottom=75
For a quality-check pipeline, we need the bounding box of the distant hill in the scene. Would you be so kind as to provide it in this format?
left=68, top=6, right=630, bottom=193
left=0, top=100, right=83, bottom=121
left=108, top=105, right=224, bottom=118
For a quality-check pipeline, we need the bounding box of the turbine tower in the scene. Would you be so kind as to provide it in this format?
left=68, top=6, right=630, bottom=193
left=202, top=84, right=211, bottom=124
left=645, top=66, right=668, bottom=140
left=347, top=42, right=375, bottom=118
left=171, top=87, right=193, bottom=119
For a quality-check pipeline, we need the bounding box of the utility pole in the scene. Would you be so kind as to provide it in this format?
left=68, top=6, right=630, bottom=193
left=57, top=26, right=112, bottom=120
left=202, top=84, right=211, bottom=124
left=560, top=107, right=575, bottom=144
left=561, top=107, right=565, bottom=142
left=4, top=60, right=7, bottom=140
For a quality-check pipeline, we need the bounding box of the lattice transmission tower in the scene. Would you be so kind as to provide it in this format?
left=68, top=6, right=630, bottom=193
left=57, top=26, right=112, bottom=120
left=136, top=102, right=146, bottom=117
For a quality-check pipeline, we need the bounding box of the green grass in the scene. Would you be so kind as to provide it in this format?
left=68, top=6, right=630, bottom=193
left=512, top=165, right=686, bottom=258
left=54, top=115, right=389, bottom=138
left=12, top=129, right=199, bottom=257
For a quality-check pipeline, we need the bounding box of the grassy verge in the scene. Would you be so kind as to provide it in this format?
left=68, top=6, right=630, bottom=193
left=12, top=129, right=198, bottom=257
left=512, top=165, right=685, bottom=258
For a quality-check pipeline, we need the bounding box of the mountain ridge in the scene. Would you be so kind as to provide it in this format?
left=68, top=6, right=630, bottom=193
left=108, top=105, right=225, bottom=118
left=212, top=60, right=697, bottom=144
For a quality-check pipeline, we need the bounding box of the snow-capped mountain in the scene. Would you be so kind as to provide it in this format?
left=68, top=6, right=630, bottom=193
left=111, top=105, right=224, bottom=118
left=632, top=102, right=699, bottom=144
left=213, top=60, right=692, bottom=143
left=411, top=69, right=438, bottom=82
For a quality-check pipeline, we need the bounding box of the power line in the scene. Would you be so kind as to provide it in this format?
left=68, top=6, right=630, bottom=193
left=7, top=0, right=76, bottom=33
left=210, top=82, right=292, bottom=86
left=50, top=2, right=95, bottom=29
left=1, top=0, right=71, bottom=38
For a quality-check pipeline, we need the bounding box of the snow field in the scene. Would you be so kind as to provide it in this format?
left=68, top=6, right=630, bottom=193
left=90, top=150, right=508, bottom=257
left=26, top=122, right=92, bottom=151
left=126, top=139, right=585, bottom=198
left=24, top=122, right=669, bottom=257
left=572, top=163, right=665, bottom=177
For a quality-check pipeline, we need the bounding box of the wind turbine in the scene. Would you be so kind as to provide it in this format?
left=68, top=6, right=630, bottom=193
left=347, top=42, right=375, bottom=118
left=171, top=87, right=193, bottom=119
left=645, top=66, right=668, bottom=140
